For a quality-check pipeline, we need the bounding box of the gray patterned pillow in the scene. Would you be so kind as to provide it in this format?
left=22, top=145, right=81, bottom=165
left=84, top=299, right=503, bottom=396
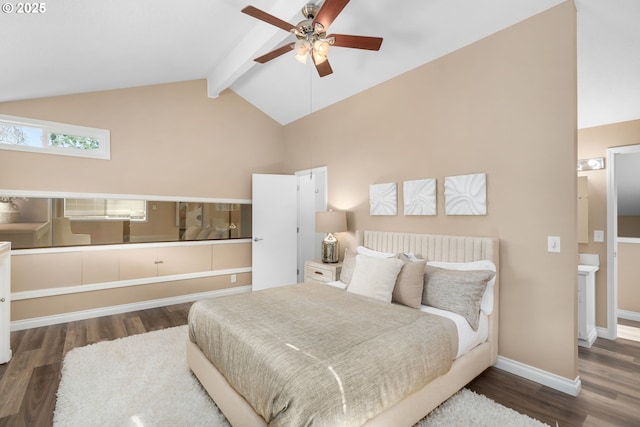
left=422, top=266, right=495, bottom=330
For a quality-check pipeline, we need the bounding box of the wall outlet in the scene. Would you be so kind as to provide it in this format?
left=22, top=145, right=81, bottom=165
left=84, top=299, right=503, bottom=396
left=594, top=230, right=604, bottom=243
left=231, top=274, right=237, bottom=283
left=548, top=236, right=561, bottom=253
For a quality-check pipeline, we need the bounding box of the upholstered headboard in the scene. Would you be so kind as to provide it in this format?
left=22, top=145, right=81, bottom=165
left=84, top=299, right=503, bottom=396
left=356, top=230, right=498, bottom=265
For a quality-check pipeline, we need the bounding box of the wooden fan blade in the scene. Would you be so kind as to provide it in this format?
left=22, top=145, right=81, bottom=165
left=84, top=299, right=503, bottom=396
left=314, top=58, right=333, bottom=78
left=254, top=43, right=295, bottom=63
left=329, top=34, right=383, bottom=51
left=241, top=5, right=296, bottom=32
left=313, top=0, right=350, bottom=30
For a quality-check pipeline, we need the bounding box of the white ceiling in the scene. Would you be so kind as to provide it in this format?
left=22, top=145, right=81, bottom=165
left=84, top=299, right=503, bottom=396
left=0, top=0, right=639, bottom=128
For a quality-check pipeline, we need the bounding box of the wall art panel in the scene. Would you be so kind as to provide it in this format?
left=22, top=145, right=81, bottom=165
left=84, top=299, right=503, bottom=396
left=370, top=182, right=397, bottom=215
left=444, top=173, right=487, bottom=215
left=403, top=178, right=436, bottom=215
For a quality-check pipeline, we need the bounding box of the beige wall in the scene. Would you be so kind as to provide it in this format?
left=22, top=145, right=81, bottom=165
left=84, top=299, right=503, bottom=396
left=578, top=118, right=640, bottom=326
left=618, top=242, right=640, bottom=313
left=0, top=80, right=281, bottom=320
left=284, top=2, right=578, bottom=379
left=0, top=80, right=285, bottom=199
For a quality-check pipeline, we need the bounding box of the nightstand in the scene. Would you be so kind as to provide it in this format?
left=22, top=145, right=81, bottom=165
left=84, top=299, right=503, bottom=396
left=304, top=259, right=342, bottom=285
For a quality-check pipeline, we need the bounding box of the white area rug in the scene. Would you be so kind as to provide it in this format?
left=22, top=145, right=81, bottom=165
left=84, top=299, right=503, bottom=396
left=54, top=325, right=549, bottom=427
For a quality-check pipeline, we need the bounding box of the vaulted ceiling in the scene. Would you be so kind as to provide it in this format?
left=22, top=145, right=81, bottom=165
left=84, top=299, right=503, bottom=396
left=1, top=0, right=638, bottom=128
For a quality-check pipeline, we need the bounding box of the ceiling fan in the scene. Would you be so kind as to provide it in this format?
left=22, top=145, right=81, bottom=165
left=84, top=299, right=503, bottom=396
left=241, top=0, right=383, bottom=77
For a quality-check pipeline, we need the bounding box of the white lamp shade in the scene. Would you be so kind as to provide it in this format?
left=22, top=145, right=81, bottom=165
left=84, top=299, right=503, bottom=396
left=316, top=210, right=347, bottom=233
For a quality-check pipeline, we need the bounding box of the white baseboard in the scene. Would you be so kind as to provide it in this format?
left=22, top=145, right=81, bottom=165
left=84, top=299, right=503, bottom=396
left=495, top=356, right=582, bottom=396
left=618, top=309, right=640, bottom=323
left=597, top=325, right=615, bottom=340
left=10, top=285, right=252, bottom=331
left=578, top=328, right=598, bottom=348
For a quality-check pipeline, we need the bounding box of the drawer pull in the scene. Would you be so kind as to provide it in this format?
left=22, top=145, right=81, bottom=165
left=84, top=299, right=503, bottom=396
left=314, top=271, right=323, bottom=275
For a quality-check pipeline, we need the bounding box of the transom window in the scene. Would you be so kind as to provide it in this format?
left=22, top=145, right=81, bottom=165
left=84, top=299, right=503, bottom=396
left=0, top=114, right=110, bottom=160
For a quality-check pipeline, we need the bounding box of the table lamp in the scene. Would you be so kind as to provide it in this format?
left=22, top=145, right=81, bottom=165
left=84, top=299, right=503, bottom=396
left=315, top=210, right=347, bottom=263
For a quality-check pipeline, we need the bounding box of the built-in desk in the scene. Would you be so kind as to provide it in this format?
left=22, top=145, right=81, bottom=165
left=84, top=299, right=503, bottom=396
left=578, top=264, right=599, bottom=348
left=0, top=222, right=50, bottom=249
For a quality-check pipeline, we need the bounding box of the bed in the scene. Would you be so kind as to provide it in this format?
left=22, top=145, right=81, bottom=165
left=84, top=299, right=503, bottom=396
left=187, top=230, right=499, bottom=426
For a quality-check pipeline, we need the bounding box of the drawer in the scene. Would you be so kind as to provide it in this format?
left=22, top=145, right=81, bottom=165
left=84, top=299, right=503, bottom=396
left=305, top=266, right=334, bottom=283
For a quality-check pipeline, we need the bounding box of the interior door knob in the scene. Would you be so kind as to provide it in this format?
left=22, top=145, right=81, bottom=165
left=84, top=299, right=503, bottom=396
left=0, top=298, right=5, bottom=303
left=253, top=238, right=263, bottom=242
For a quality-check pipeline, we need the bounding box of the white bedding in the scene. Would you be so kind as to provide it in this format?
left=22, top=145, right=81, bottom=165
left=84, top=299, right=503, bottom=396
left=326, top=280, right=488, bottom=359
left=419, top=305, right=488, bottom=358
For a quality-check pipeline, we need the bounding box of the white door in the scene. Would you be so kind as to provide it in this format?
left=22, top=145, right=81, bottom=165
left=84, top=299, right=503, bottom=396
left=0, top=242, right=11, bottom=364
left=252, top=174, right=298, bottom=291
left=296, top=167, right=327, bottom=282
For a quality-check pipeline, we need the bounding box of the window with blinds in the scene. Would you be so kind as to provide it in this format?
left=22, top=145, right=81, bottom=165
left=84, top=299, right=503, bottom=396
left=64, top=198, right=147, bottom=221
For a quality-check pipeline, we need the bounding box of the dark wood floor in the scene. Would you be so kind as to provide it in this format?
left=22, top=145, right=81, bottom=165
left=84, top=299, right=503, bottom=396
left=0, top=305, right=638, bottom=427
left=467, top=318, right=640, bottom=426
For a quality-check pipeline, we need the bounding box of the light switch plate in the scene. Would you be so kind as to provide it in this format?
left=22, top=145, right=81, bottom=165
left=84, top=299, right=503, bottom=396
left=594, top=230, right=604, bottom=243
left=548, top=236, right=561, bottom=253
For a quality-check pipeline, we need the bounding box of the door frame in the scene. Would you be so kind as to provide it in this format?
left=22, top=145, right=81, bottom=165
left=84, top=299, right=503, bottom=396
left=605, top=144, right=640, bottom=339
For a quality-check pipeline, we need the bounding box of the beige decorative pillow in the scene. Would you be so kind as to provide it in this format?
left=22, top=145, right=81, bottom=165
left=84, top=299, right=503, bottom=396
left=340, top=248, right=357, bottom=285
left=392, top=254, right=426, bottom=309
left=347, top=255, right=404, bottom=303
left=422, top=266, right=495, bottom=330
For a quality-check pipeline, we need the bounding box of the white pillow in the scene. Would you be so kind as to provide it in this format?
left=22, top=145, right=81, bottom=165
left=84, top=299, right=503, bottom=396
left=356, top=246, right=396, bottom=258
left=347, top=255, right=404, bottom=303
left=426, top=260, right=497, bottom=315
left=403, top=252, right=422, bottom=262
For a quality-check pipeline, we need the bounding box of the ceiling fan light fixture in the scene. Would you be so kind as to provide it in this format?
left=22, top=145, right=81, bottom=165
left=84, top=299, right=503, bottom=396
left=295, top=52, right=309, bottom=64
left=294, top=39, right=311, bottom=64
left=313, top=39, right=330, bottom=57
left=312, top=51, right=328, bottom=65
left=243, top=2, right=384, bottom=78
left=294, top=39, right=311, bottom=55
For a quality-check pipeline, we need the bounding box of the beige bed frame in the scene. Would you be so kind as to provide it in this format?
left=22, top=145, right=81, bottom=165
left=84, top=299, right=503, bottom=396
left=187, top=231, right=499, bottom=426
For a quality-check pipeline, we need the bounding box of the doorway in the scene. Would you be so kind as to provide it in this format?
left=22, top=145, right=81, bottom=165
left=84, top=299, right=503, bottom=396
left=295, top=167, right=327, bottom=283
left=606, top=144, right=640, bottom=340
